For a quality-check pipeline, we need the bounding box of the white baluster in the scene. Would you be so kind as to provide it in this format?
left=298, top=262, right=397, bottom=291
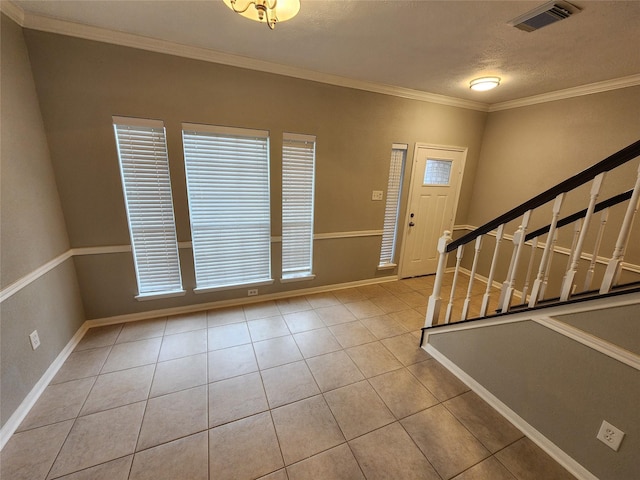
left=462, top=236, right=483, bottom=320
left=501, top=210, right=532, bottom=313
left=539, top=229, right=559, bottom=300
left=520, top=238, right=538, bottom=305
left=424, top=231, right=452, bottom=327
left=560, top=173, right=605, bottom=301
left=529, top=194, right=565, bottom=307
left=480, top=224, right=504, bottom=316
left=445, top=245, right=464, bottom=324
left=584, top=208, right=609, bottom=291
left=601, top=163, right=640, bottom=293
left=566, top=219, right=582, bottom=274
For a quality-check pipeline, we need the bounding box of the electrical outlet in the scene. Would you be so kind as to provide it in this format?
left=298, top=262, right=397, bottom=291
left=371, top=190, right=384, bottom=201
left=29, top=330, right=41, bottom=350
left=248, top=289, right=258, bottom=296
left=597, top=420, right=625, bottom=451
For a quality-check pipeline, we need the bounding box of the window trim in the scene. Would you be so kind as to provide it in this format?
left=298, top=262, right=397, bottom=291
left=378, top=143, right=407, bottom=269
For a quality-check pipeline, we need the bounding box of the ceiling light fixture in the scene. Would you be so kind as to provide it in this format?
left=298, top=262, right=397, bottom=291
left=469, top=77, right=501, bottom=91
left=223, top=0, right=300, bottom=30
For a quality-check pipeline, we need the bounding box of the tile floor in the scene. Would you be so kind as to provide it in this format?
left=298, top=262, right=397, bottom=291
left=2, top=274, right=576, bottom=480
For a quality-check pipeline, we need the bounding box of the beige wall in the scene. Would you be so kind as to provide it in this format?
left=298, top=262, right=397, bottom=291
left=22, top=28, right=487, bottom=320
left=0, top=15, right=85, bottom=427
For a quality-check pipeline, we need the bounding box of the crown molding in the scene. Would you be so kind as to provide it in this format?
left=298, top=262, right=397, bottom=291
left=489, top=74, right=640, bottom=112
left=0, top=0, right=24, bottom=24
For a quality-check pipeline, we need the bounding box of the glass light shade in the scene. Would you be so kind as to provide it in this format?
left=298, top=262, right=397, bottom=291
left=469, top=77, right=501, bottom=91
left=223, top=0, right=300, bottom=24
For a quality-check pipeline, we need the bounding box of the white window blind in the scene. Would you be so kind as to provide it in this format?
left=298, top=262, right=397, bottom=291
left=379, top=144, right=407, bottom=267
left=182, top=123, right=272, bottom=291
left=113, top=116, right=184, bottom=299
left=282, top=133, right=316, bottom=280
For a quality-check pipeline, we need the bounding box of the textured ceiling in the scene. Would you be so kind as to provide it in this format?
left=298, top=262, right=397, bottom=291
left=10, top=0, right=640, bottom=104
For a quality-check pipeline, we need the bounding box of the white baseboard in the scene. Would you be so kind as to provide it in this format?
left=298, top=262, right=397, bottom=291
left=0, top=322, right=89, bottom=451
left=423, top=343, right=598, bottom=480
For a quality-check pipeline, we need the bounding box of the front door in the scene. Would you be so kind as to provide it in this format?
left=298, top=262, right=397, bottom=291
left=400, top=145, right=466, bottom=278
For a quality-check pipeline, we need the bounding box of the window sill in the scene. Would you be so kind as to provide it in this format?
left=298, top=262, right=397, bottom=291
left=280, top=274, right=316, bottom=283
left=135, top=290, right=186, bottom=301
left=377, top=263, right=397, bottom=271
left=193, top=279, right=274, bottom=294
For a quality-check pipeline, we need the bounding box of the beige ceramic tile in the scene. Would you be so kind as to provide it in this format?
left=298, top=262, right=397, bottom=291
left=101, top=337, right=161, bottom=374
left=380, top=281, right=415, bottom=295
left=116, top=318, right=166, bottom=343
left=348, top=422, right=440, bottom=480
left=261, top=361, right=320, bottom=408
left=81, top=364, right=154, bottom=415
left=332, top=288, right=367, bottom=304
left=370, top=295, right=411, bottom=314
left=150, top=352, right=207, bottom=398
left=208, top=343, right=258, bottom=382
left=208, top=372, right=268, bottom=427
left=305, top=291, right=340, bottom=308
left=355, top=284, right=388, bottom=298
left=1, top=420, right=73, bottom=480
left=293, top=328, right=342, bottom=358
left=164, top=311, right=207, bottom=335
left=286, top=443, right=365, bottom=480
left=452, top=457, right=517, bottom=480
left=359, top=314, right=408, bottom=339
left=314, top=304, right=357, bottom=326
left=408, top=359, right=469, bottom=401
left=276, top=296, right=312, bottom=314
left=55, top=456, right=133, bottom=480
left=344, top=300, right=385, bottom=319
left=381, top=333, right=431, bottom=366
left=158, top=329, right=207, bottom=362
left=401, top=275, right=436, bottom=291
left=19, top=377, right=94, bottom=431
left=208, top=322, right=251, bottom=350
left=253, top=335, right=303, bottom=370
left=209, top=412, right=284, bottom=480
left=324, top=381, right=395, bottom=440
left=51, top=347, right=111, bottom=384
left=368, top=368, right=438, bottom=419
left=444, top=391, right=523, bottom=453
left=402, top=405, right=490, bottom=480
left=346, top=342, right=402, bottom=378
left=395, top=291, right=429, bottom=308
left=306, top=350, right=365, bottom=392
left=271, top=395, right=344, bottom=465
left=129, top=432, right=208, bottom=480
left=283, top=310, right=325, bottom=333
left=495, top=437, right=576, bottom=480
left=244, top=301, right=281, bottom=320
left=207, top=305, right=245, bottom=327
left=137, top=385, right=208, bottom=451
left=248, top=315, right=290, bottom=341
left=74, top=324, right=122, bottom=352
left=388, top=309, right=426, bottom=332
left=258, top=469, right=289, bottom=480
left=48, top=402, right=145, bottom=478
left=329, top=321, right=376, bottom=348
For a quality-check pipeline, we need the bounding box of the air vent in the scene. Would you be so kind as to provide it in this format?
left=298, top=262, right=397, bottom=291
left=508, top=1, right=581, bottom=32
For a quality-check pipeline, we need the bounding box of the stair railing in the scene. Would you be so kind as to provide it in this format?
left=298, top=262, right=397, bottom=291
left=424, top=139, right=640, bottom=328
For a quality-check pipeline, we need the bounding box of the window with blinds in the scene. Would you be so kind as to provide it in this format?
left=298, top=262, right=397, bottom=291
left=113, top=116, right=184, bottom=299
left=282, top=133, right=316, bottom=281
left=182, top=124, right=272, bottom=291
left=379, top=144, right=407, bottom=268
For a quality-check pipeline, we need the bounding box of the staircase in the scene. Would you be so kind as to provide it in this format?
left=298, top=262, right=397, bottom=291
left=423, top=139, right=640, bottom=332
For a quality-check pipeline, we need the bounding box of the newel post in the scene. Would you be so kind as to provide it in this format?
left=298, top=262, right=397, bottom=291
left=424, top=230, right=452, bottom=328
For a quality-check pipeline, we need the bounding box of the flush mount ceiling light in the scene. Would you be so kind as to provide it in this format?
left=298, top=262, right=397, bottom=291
left=223, top=0, right=300, bottom=30
left=469, top=77, right=501, bottom=91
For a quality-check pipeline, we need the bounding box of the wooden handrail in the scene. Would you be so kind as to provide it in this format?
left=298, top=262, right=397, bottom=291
left=524, top=190, right=634, bottom=242
left=447, top=139, right=640, bottom=253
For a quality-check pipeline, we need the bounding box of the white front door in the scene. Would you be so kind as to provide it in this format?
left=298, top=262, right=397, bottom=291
left=400, top=145, right=466, bottom=278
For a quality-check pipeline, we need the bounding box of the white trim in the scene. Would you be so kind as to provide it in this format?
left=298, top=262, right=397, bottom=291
left=135, top=290, right=186, bottom=301
left=0, top=321, right=89, bottom=451
left=112, top=115, right=163, bottom=128
left=0, top=251, right=72, bottom=303
left=314, top=230, right=383, bottom=240
left=1, top=0, right=24, bottom=24
left=452, top=224, right=476, bottom=231
left=284, top=132, right=316, bottom=143
left=377, top=263, right=398, bottom=271
left=181, top=123, right=269, bottom=138
left=194, top=279, right=275, bottom=295
left=280, top=274, right=316, bottom=284
left=71, top=245, right=131, bottom=256
left=533, top=316, right=640, bottom=371
left=423, top=344, right=599, bottom=480
left=391, top=143, right=408, bottom=151
left=489, top=74, right=640, bottom=112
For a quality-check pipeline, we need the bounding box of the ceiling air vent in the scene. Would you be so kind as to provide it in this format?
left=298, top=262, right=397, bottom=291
left=508, top=1, right=581, bottom=32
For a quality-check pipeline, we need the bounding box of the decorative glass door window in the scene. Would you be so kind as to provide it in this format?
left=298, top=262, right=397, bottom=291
left=423, top=159, right=452, bottom=185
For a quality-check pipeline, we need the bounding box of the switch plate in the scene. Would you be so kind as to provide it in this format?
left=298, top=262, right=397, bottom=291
left=248, top=289, right=258, bottom=296
left=372, top=190, right=384, bottom=201
left=29, top=330, right=41, bottom=350
left=597, top=420, right=625, bottom=451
